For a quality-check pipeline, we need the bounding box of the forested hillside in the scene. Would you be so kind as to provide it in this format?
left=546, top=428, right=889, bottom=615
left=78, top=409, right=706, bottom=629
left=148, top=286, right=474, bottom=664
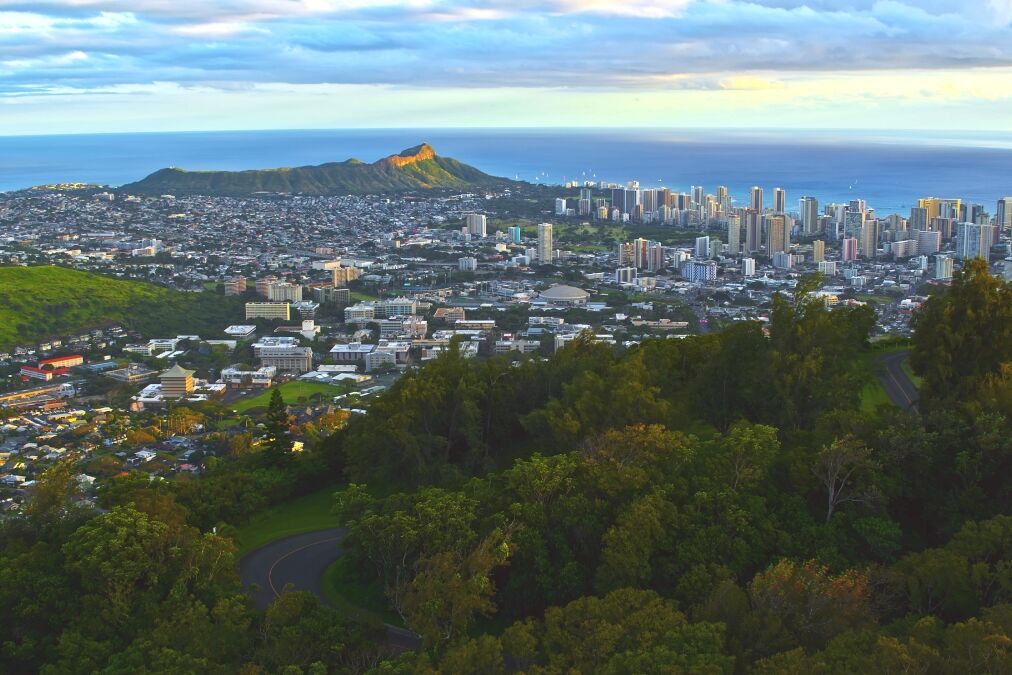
left=0, top=266, right=244, bottom=349
left=1, top=261, right=1009, bottom=674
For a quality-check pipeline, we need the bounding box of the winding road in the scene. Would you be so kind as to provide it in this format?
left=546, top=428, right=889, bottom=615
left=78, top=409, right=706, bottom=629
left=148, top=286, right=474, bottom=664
left=875, top=349, right=919, bottom=411
left=239, top=528, right=420, bottom=649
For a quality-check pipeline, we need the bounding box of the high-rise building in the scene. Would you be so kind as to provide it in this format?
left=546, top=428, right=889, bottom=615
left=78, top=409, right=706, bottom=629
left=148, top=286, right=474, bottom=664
left=744, top=210, right=761, bottom=253
left=555, top=198, right=567, bottom=216
left=458, top=256, right=478, bottom=271
left=772, top=251, right=793, bottom=269
left=818, top=260, right=837, bottom=276
left=842, top=237, right=858, bottom=262
left=224, top=276, right=246, bottom=296
left=909, top=206, right=928, bottom=231
left=773, top=187, right=786, bottom=214
left=692, top=185, right=704, bottom=206
left=617, top=241, right=634, bottom=266
left=930, top=217, right=955, bottom=240
left=537, top=223, right=553, bottom=264
left=682, top=260, right=717, bottom=283
left=918, top=197, right=961, bottom=222
left=634, top=238, right=651, bottom=268
left=717, top=185, right=729, bottom=210
left=726, top=214, right=741, bottom=255
left=750, top=186, right=763, bottom=212
left=615, top=267, right=637, bottom=284
left=508, top=226, right=523, bottom=244
left=766, top=215, right=789, bottom=254
left=997, top=197, right=1012, bottom=233
left=860, top=220, right=880, bottom=259
left=268, top=281, right=302, bottom=302
left=694, top=236, right=710, bottom=259
left=646, top=244, right=666, bottom=272
left=936, top=255, right=954, bottom=280
left=955, top=222, right=997, bottom=260
left=465, top=213, right=487, bottom=237
left=812, top=239, right=825, bottom=263
left=845, top=209, right=866, bottom=238
left=800, top=197, right=819, bottom=234
left=916, top=229, right=941, bottom=255
left=741, top=257, right=755, bottom=276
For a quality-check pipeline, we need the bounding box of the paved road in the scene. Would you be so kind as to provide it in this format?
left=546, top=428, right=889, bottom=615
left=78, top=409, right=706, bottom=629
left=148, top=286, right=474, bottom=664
left=876, top=349, right=919, bottom=411
left=239, top=528, right=420, bottom=649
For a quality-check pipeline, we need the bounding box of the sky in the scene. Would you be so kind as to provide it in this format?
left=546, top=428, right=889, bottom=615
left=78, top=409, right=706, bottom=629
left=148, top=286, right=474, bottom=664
left=2, top=0, right=1012, bottom=135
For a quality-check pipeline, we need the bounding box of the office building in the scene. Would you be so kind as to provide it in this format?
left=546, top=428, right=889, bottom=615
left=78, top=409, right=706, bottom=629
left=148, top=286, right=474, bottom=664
left=160, top=364, right=195, bottom=399
left=773, top=187, right=786, bottom=214
left=841, top=237, right=858, bottom=262
left=800, top=197, right=819, bottom=234
left=259, top=346, right=313, bottom=375
left=812, top=239, right=825, bottom=263
left=741, top=257, right=755, bottom=276
left=245, top=302, right=291, bottom=321
left=750, top=186, right=763, bottom=211
left=955, top=223, right=997, bottom=260
left=537, top=223, right=553, bottom=264
left=845, top=209, right=866, bottom=238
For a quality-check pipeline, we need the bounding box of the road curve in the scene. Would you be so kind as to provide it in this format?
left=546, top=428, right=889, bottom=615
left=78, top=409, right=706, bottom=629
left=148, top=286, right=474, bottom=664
left=876, top=349, right=919, bottom=411
left=239, top=528, right=420, bottom=649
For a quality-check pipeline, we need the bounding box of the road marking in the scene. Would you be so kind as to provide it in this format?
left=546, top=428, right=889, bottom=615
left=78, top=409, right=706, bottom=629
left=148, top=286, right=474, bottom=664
left=883, top=354, right=915, bottom=409
left=267, top=536, right=343, bottom=598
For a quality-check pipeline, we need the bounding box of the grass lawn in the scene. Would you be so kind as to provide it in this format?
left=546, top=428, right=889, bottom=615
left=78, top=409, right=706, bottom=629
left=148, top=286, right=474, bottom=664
left=231, top=380, right=343, bottom=413
left=349, top=290, right=379, bottom=302
left=860, top=382, right=894, bottom=413
left=321, top=557, right=403, bottom=628
left=901, top=357, right=923, bottom=389
left=235, top=485, right=343, bottom=555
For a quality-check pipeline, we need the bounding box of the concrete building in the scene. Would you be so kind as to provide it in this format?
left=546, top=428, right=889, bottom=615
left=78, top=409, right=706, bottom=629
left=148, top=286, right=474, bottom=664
left=458, top=256, right=478, bottom=272
left=955, top=222, right=997, bottom=260
left=842, top=238, right=858, bottom=262
left=812, top=239, right=825, bottom=263
left=465, top=213, right=487, bottom=237
left=537, top=223, right=553, bottom=264
left=917, top=229, right=942, bottom=255
left=246, top=302, right=291, bottom=321
left=800, top=197, right=819, bottom=234
left=682, top=260, right=717, bottom=283
left=936, top=255, right=954, bottom=280
left=160, top=364, right=195, bottom=398
left=268, top=281, right=302, bottom=302
left=741, top=258, right=755, bottom=276
left=259, top=346, right=313, bottom=374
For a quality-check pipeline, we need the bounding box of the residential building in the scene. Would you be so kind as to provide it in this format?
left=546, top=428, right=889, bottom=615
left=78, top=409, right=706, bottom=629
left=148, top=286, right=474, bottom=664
left=955, top=222, right=997, bottom=260
left=741, top=258, right=755, bottom=276
left=465, top=213, right=487, bottom=237
left=268, top=281, right=302, bottom=302
left=842, top=237, right=858, bottom=262
left=537, top=223, right=553, bottom=264
left=812, top=239, right=825, bottom=263
left=936, top=255, right=954, bottom=280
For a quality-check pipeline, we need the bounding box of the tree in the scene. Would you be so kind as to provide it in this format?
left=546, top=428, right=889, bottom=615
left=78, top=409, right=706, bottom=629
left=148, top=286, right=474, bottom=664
left=812, top=436, right=878, bottom=524
left=748, top=559, right=874, bottom=651
left=263, top=389, right=293, bottom=465
left=911, top=258, right=1012, bottom=406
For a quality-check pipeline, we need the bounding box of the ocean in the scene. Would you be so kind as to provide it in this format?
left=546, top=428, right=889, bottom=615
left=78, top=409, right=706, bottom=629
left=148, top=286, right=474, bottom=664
left=2, top=128, right=1011, bottom=215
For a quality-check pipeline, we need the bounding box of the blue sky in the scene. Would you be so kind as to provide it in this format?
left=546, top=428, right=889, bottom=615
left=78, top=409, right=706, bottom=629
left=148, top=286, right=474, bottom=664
left=2, top=0, right=1012, bottom=134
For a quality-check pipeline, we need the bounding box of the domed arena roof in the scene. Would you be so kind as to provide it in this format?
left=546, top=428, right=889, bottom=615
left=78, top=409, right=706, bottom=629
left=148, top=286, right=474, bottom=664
left=540, top=284, right=591, bottom=302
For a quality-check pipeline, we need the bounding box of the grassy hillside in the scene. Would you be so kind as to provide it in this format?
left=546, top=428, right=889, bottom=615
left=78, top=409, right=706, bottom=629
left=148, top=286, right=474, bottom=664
left=120, top=143, right=520, bottom=196
left=0, top=266, right=244, bottom=349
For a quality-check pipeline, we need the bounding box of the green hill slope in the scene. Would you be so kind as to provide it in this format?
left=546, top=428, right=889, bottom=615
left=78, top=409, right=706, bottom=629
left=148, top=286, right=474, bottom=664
left=0, top=266, right=243, bottom=350
left=119, top=143, right=519, bottom=196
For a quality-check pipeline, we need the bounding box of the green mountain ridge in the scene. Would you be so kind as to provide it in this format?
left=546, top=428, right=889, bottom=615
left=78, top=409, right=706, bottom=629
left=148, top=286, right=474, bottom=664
left=0, top=266, right=243, bottom=350
left=119, top=143, right=521, bottom=196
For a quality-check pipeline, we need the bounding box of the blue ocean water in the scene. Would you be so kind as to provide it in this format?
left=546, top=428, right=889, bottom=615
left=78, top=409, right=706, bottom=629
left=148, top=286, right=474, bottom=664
left=2, top=128, right=1011, bottom=215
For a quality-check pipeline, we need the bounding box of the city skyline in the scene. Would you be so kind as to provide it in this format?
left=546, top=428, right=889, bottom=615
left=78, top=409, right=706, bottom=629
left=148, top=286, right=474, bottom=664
left=3, top=1, right=1012, bottom=134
